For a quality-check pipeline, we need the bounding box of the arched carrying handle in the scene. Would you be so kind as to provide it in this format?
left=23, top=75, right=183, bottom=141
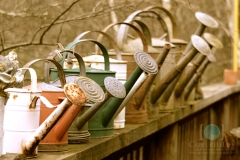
left=22, top=59, right=66, bottom=87
left=60, top=39, right=110, bottom=71
left=96, top=22, right=149, bottom=53
left=117, top=10, right=170, bottom=47
left=73, top=30, right=123, bottom=60
left=143, top=6, right=178, bottom=39
left=44, top=50, right=86, bottom=83
left=50, top=50, right=87, bottom=86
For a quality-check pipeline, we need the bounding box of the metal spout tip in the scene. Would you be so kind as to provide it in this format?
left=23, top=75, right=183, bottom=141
left=207, top=54, right=217, bottom=63
left=195, top=12, right=219, bottom=28
left=203, top=33, right=223, bottom=49
left=191, top=35, right=211, bottom=55
left=104, top=77, right=126, bottom=98
left=64, top=83, right=87, bottom=106
left=134, top=51, right=158, bottom=74
left=74, top=76, right=105, bottom=103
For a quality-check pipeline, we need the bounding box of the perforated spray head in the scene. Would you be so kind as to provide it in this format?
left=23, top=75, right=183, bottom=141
left=104, top=77, right=126, bottom=98
left=134, top=51, right=158, bottom=74
left=74, top=76, right=105, bottom=103
left=64, top=83, right=87, bottom=106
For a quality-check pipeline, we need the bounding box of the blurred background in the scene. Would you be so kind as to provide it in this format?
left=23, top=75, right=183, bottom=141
left=0, top=0, right=238, bottom=86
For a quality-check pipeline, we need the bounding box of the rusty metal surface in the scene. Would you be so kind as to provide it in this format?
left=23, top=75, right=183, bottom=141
left=134, top=51, right=158, bottom=74
left=74, top=76, right=105, bottom=103
left=104, top=77, right=126, bottom=98
left=64, top=83, right=87, bottom=106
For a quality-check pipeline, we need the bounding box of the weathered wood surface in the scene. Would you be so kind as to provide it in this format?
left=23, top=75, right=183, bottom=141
left=0, top=82, right=240, bottom=160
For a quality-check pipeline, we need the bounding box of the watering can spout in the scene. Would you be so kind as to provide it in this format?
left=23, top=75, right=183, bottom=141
left=23, top=83, right=87, bottom=156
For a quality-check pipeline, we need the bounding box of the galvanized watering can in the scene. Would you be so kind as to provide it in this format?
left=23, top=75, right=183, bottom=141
left=3, top=67, right=87, bottom=158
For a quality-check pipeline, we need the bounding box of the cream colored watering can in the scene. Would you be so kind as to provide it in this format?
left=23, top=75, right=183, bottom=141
left=3, top=67, right=87, bottom=158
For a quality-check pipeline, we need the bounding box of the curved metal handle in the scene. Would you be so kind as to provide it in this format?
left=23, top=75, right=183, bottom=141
left=73, top=30, right=123, bottom=60
left=143, top=5, right=178, bottom=39
left=97, top=21, right=149, bottom=53
left=22, top=59, right=66, bottom=87
left=45, top=50, right=86, bottom=84
left=117, top=10, right=170, bottom=48
left=61, top=39, right=110, bottom=71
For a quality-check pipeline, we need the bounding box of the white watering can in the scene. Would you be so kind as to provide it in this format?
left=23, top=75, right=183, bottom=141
left=3, top=68, right=87, bottom=158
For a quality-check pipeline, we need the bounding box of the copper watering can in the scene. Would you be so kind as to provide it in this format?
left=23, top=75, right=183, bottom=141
left=3, top=67, right=87, bottom=158
left=22, top=50, right=86, bottom=151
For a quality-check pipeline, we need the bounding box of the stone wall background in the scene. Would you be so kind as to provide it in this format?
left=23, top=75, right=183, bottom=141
left=0, top=0, right=238, bottom=86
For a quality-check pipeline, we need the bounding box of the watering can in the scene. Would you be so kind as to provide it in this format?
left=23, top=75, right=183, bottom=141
left=99, top=51, right=158, bottom=128
left=24, top=49, right=86, bottom=151
left=69, top=51, right=156, bottom=137
left=96, top=21, right=151, bottom=128
left=50, top=39, right=116, bottom=92
left=154, top=12, right=219, bottom=110
left=22, top=52, right=85, bottom=151
left=175, top=33, right=223, bottom=100
left=118, top=43, right=171, bottom=122
left=73, top=30, right=128, bottom=129
left=3, top=67, right=87, bottom=158
left=56, top=76, right=125, bottom=138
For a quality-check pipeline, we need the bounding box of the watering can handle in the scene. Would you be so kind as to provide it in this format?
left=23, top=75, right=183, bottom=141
left=143, top=6, right=178, bottom=39
left=116, top=10, right=170, bottom=48
left=61, top=39, right=110, bottom=71
left=73, top=30, right=123, bottom=60
left=44, top=49, right=86, bottom=83
left=22, top=59, right=66, bottom=87
left=96, top=22, right=149, bottom=53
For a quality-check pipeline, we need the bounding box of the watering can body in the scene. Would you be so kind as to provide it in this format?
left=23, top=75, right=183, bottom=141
left=3, top=88, right=41, bottom=157
left=38, top=90, right=67, bottom=151
left=50, top=66, right=115, bottom=92
left=88, top=101, right=114, bottom=138
left=68, top=104, right=91, bottom=144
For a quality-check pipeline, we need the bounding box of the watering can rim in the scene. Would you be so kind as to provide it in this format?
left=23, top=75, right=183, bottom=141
left=83, top=55, right=127, bottom=63
left=4, top=87, right=42, bottom=93
left=50, top=66, right=116, bottom=73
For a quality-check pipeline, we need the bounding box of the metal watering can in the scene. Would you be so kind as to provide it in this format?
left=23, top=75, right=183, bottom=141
left=73, top=30, right=128, bottom=129
left=96, top=21, right=150, bottom=128
left=3, top=67, right=87, bottom=158
left=73, top=49, right=157, bottom=137
left=23, top=52, right=85, bottom=151
left=154, top=12, right=219, bottom=110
